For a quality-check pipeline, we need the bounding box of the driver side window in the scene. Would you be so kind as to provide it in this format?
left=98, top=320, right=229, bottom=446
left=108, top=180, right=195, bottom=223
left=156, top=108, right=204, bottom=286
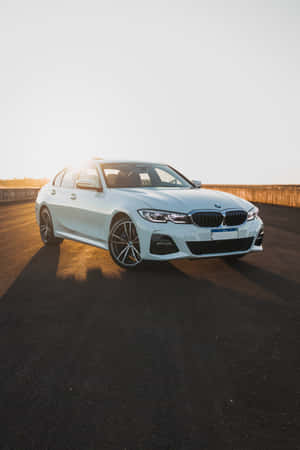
left=78, top=167, right=102, bottom=189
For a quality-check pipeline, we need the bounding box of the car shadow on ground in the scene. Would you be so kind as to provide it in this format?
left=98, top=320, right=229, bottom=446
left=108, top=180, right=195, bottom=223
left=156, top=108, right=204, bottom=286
left=0, top=245, right=299, bottom=449
left=226, top=258, right=300, bottom=304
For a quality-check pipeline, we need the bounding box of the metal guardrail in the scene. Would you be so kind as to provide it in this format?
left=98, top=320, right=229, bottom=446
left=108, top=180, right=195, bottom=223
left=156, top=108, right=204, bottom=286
left=203, top=185, right=300, bottom=208
left=0, top=185, right=299, bottom=207
left=0, top=188, right=40, bottom=203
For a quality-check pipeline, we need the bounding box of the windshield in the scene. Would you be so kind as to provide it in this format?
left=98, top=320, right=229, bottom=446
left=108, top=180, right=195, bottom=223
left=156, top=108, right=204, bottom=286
left=101, top=163, right=194, bottom=189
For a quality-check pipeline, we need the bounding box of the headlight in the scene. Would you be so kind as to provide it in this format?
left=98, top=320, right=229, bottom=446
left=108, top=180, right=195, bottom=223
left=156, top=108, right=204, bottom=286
left=138, top=209, right=191, bottom=224
left=247, top=206, right=259, bottom=221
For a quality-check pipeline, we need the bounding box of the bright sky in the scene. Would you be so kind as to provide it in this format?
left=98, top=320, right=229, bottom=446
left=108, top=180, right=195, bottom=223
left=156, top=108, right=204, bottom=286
left=0, top=0, right=299, bottom=183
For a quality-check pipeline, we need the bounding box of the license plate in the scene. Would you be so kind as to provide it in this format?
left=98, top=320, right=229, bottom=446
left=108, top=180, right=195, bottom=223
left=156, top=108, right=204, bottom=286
left=211, top=228, right=238, bottom=240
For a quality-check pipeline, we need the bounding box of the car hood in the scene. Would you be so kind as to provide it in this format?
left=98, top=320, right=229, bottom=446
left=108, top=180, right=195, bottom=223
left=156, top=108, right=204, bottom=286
left=114, top=188, right=253, bottom=212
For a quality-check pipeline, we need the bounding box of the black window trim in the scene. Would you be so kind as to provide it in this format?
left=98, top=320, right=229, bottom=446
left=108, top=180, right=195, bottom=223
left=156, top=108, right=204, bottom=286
left=167, top=165, right=195, bottom=188
left=52, top=169, right=66, bottom=187
left=60, top=168, right=80, bottom=189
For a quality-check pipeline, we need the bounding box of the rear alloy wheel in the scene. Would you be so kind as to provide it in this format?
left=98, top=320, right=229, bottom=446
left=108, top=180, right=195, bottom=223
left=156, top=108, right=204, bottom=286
left=109, top=218, right=142, bottom=268
left=40, top=208, right=63, bottom=246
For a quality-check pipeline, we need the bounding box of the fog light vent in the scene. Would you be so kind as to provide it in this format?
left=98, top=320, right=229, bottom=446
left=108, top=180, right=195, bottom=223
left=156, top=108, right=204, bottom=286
left=150, top=234, right=179, bottom=255
left=255, top=227, right=264, bottom=246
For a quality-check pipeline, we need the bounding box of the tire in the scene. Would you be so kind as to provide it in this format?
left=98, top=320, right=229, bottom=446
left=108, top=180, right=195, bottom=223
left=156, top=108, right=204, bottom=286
left=109, top=217, right=142, bottom=269
left=40, top=208, right=64, bottom=246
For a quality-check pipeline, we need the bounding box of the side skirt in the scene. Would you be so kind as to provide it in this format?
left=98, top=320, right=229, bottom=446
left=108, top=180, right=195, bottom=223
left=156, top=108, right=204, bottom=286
left=55, top=231, right=109, bottom=251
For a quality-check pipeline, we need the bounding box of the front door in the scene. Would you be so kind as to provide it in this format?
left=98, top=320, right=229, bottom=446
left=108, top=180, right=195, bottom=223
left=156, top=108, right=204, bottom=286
left=59, top=165, right=109, bottom=243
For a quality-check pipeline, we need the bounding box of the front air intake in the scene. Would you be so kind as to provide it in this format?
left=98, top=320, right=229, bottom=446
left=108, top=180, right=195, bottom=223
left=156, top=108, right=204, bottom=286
left=187, top=237, right=254, bottom=255
left=150, top=234, right=179, bottom=255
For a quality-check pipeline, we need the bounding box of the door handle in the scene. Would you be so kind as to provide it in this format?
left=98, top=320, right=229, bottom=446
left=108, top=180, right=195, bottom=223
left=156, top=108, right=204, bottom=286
left=51, top=189, right=56, bottom=195
left=70, top=193, right=77, bottom=200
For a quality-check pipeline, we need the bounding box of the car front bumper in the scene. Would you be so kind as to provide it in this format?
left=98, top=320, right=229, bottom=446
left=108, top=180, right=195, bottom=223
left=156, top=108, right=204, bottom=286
left=134, top=214, right=264, bottom=261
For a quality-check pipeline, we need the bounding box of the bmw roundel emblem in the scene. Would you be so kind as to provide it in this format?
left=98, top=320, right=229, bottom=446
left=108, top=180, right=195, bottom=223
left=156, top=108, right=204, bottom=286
left=214, top=203, right=222, bottom=209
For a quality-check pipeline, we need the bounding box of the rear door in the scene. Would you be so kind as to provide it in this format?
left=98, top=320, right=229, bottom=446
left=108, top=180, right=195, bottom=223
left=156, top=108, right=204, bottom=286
left=46, top=170, right=65, bottom=231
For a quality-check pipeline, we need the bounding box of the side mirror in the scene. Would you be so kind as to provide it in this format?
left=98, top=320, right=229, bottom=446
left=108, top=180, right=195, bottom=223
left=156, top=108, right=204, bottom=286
left=76, top=175, right=102, bottom=192
left=192, top=179, right=202, bottom=188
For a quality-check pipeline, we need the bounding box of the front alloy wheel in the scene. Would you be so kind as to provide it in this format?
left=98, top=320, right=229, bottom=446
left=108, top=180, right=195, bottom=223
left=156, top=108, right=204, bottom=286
left=109, top=218, right=142, bottom=268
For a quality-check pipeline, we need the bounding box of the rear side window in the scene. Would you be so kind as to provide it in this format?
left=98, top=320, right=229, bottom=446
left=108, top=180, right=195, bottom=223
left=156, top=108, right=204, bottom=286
left=61, top=168, right=79, bottom=189
left=53, top=170, right=65, bottom=187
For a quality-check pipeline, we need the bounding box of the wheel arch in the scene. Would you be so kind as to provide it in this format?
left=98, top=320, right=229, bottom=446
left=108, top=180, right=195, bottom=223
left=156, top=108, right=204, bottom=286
left=109, top=211, right=131, bottom=230
left=39, top=203, right=49, bottom=219
left=36, top=202, right=48, bottom=226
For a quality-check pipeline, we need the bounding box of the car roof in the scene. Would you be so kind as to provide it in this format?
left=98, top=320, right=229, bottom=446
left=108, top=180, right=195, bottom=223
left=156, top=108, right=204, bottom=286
left=58, top=159, right=169, bottom=175
left=92, top=158, right=167, bottom=165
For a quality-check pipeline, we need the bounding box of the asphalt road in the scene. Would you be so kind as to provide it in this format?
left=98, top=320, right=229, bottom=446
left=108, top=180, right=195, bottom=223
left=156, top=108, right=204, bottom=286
left=0, top=202, right=299, bottom=450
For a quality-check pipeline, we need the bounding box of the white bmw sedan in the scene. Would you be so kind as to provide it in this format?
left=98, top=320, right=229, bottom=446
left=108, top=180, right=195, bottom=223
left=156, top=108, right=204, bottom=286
left=35, top=158, right=264, bottom=268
